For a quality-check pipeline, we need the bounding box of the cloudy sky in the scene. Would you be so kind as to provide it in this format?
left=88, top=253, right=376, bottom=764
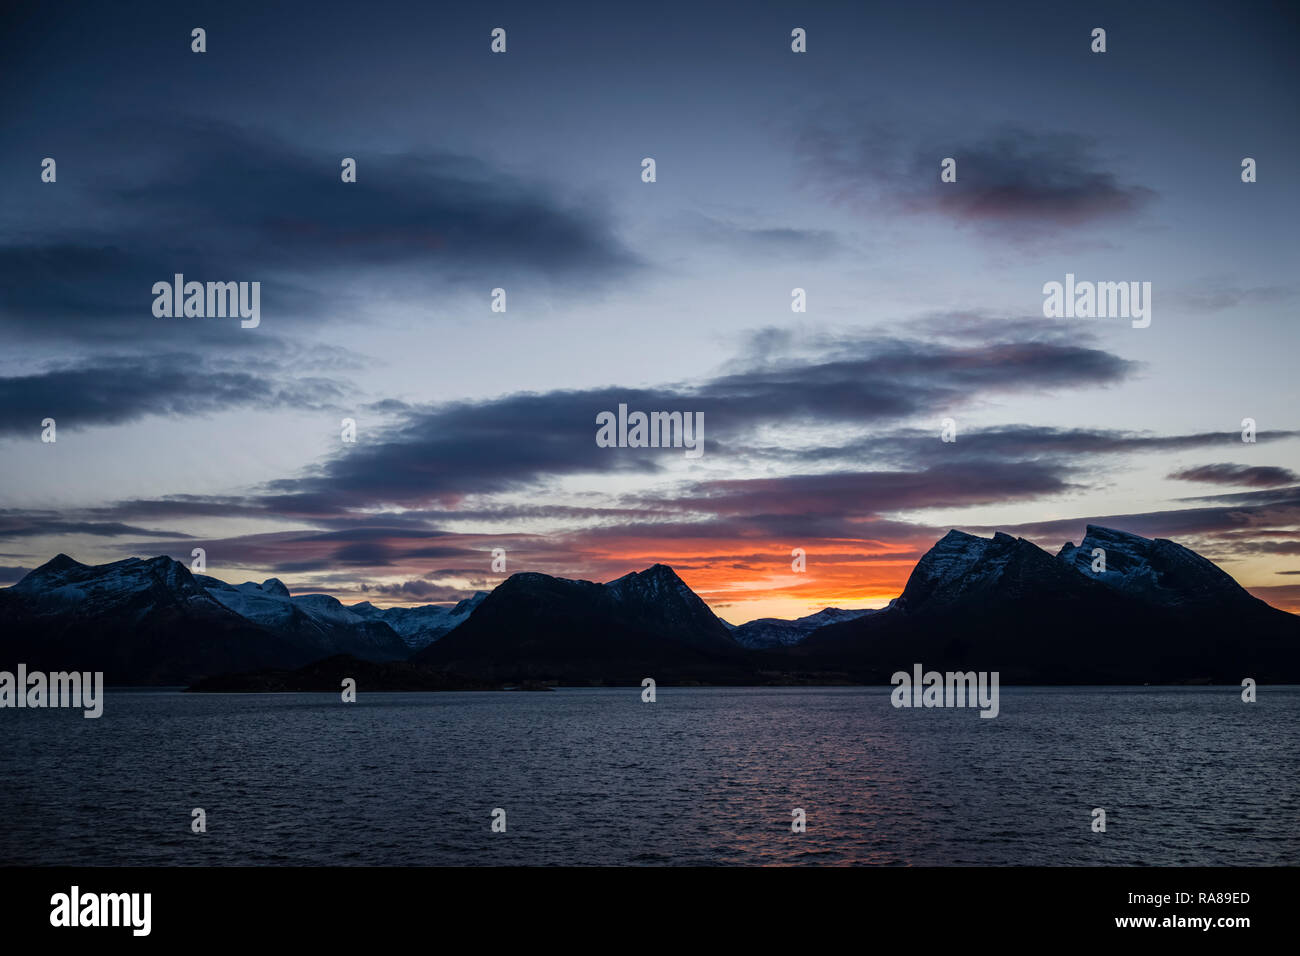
left=1, top=0, right=1297, bottom=621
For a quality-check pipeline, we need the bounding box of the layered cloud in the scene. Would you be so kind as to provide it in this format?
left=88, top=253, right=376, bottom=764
left=0, top=118, right=638, bottom=346
left=3, top=323, right=1296, bottom=618
left=1167, top=463, right=1299, bottom=488
left=0, top=353, right=347, bottom=436
left=798, top=122, right=1155, bottom=238
left=240, top=328, right=1137, bottom=511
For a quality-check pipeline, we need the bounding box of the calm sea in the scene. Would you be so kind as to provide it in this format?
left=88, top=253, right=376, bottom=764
left=2, top=686, right=1296, bottom=865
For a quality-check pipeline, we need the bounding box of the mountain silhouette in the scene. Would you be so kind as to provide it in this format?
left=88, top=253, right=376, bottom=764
left=0, top=554, right=407, bottom=683
left=0, top=554, right=306, bottom=683
left=3, top=527, right=1297, bottom=685
left=413, top=564, right=748, bottom=682
left=801, top=528, right=1300, bottom=683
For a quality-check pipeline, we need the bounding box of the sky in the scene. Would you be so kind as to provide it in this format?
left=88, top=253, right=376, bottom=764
left=1, top=0, right=1297, bottom=622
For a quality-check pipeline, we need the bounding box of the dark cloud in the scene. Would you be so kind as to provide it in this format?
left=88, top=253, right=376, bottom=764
left=332, top=542, right=396, bottom=566
left=357, top=580, right=479, bottom=602
left=0, top=118, right=639, bottom=344
left=113, top=117, right=637, bottom=277
left=264, top=388, right=668, bottom=509
left=0, top=330, right=1144, bottom=541
left=1168, top=463, right=1299, bottom=488
left=771, top=425, right=1296, bottom=471
left=988, top=492, right=1300, bottom=550
left=1231, top=540, right=1300, bottom=556
left=555, top=513, right=945, bottom=549
left=130, top=528, right=491, bottom=575
left=683, top=462, right=1074, bottom=516
left=250, top=332, right=1134, bottom=510
left=0, top=242, right=335, bottom=346
left=0, top=511, right=196, bottom=540
left=1173, top=485, right=1300, bottom=506
left=0, top=355, right=346, bottom=435
left=678, top=212, right=845, bottom=260
left=78, top=496, right=274, bottom=521
left=799, top=123, right=1154, bottom=237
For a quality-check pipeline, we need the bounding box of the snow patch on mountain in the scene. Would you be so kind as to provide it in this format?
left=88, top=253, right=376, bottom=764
left=605, top=564, right=700, bottom=605
left=1057, top=525, right=1251, bottom=607
left=896, top=530, right=1052, bottom=611
left=601, top=564, right=734, bottom=646
left=12, top=554, right=218, bottom=615
left=731, top=606, right=881, bottom=649
left=260, top=578, right=291, bottom=598
left=348, top=591, right=488, bottom=650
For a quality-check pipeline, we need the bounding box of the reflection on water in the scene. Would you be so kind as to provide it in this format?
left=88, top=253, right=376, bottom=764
left=1, top=686, right=1296, bottom=865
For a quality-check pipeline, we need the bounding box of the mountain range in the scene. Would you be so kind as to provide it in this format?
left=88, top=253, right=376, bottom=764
left=799, top=527, right=1300, bottom=683
left=2, top=525, right=1297, bottom=685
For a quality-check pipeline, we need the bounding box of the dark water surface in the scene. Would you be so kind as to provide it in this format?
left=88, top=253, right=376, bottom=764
left=2, top=686, right=1296, bottom=865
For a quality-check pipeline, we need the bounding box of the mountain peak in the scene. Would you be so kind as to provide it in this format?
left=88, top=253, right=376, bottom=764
left=450, top=591, right=488, bottom=615
left=261, top=578, right=291, bottom=597
left=612, top=562, right=680, bottom=578
left=28, top=552, right=85, bottom=575
left=502, top=570, right=575, bottom=589
left=417, top=561, right=737, bottom=674
left=1085, top=524, right=1150, bottom=545
left=731, top=606, right=881, bottom=649
left=898, top=529, right=1066, bottom=612
left=603, top=564, right=697, bottom=604
left=1058, top=525, right=1250, bottom=607
left=12, top=553, right=88, bottom=591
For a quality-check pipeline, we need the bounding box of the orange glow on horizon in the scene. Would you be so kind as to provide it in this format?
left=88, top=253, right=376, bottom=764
left=220, top=532, right=1298, bottom=623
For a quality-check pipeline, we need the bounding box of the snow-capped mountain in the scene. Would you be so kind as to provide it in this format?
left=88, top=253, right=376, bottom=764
left=12, top=552, right=216, bottom=611
left=349, top=591, right=488, bottom=650
left=5, top=530, right=1298, bottom=685
left=1056, top=525, right=1253, bottom=608
left=805, top=526, right=1300, bottom=683
left=0, top=554, right=422, bottom=682
left=731, top=607, right=880, bottom=649
left=882, top=524, right=1286, bottom=619
left=0, top=555, right=310, bottom=683
left=602, top=564, right=735, bottom=648
left=893, top=529, right=1087, bottom=613
left=197, top=576, right=409, bottom=659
